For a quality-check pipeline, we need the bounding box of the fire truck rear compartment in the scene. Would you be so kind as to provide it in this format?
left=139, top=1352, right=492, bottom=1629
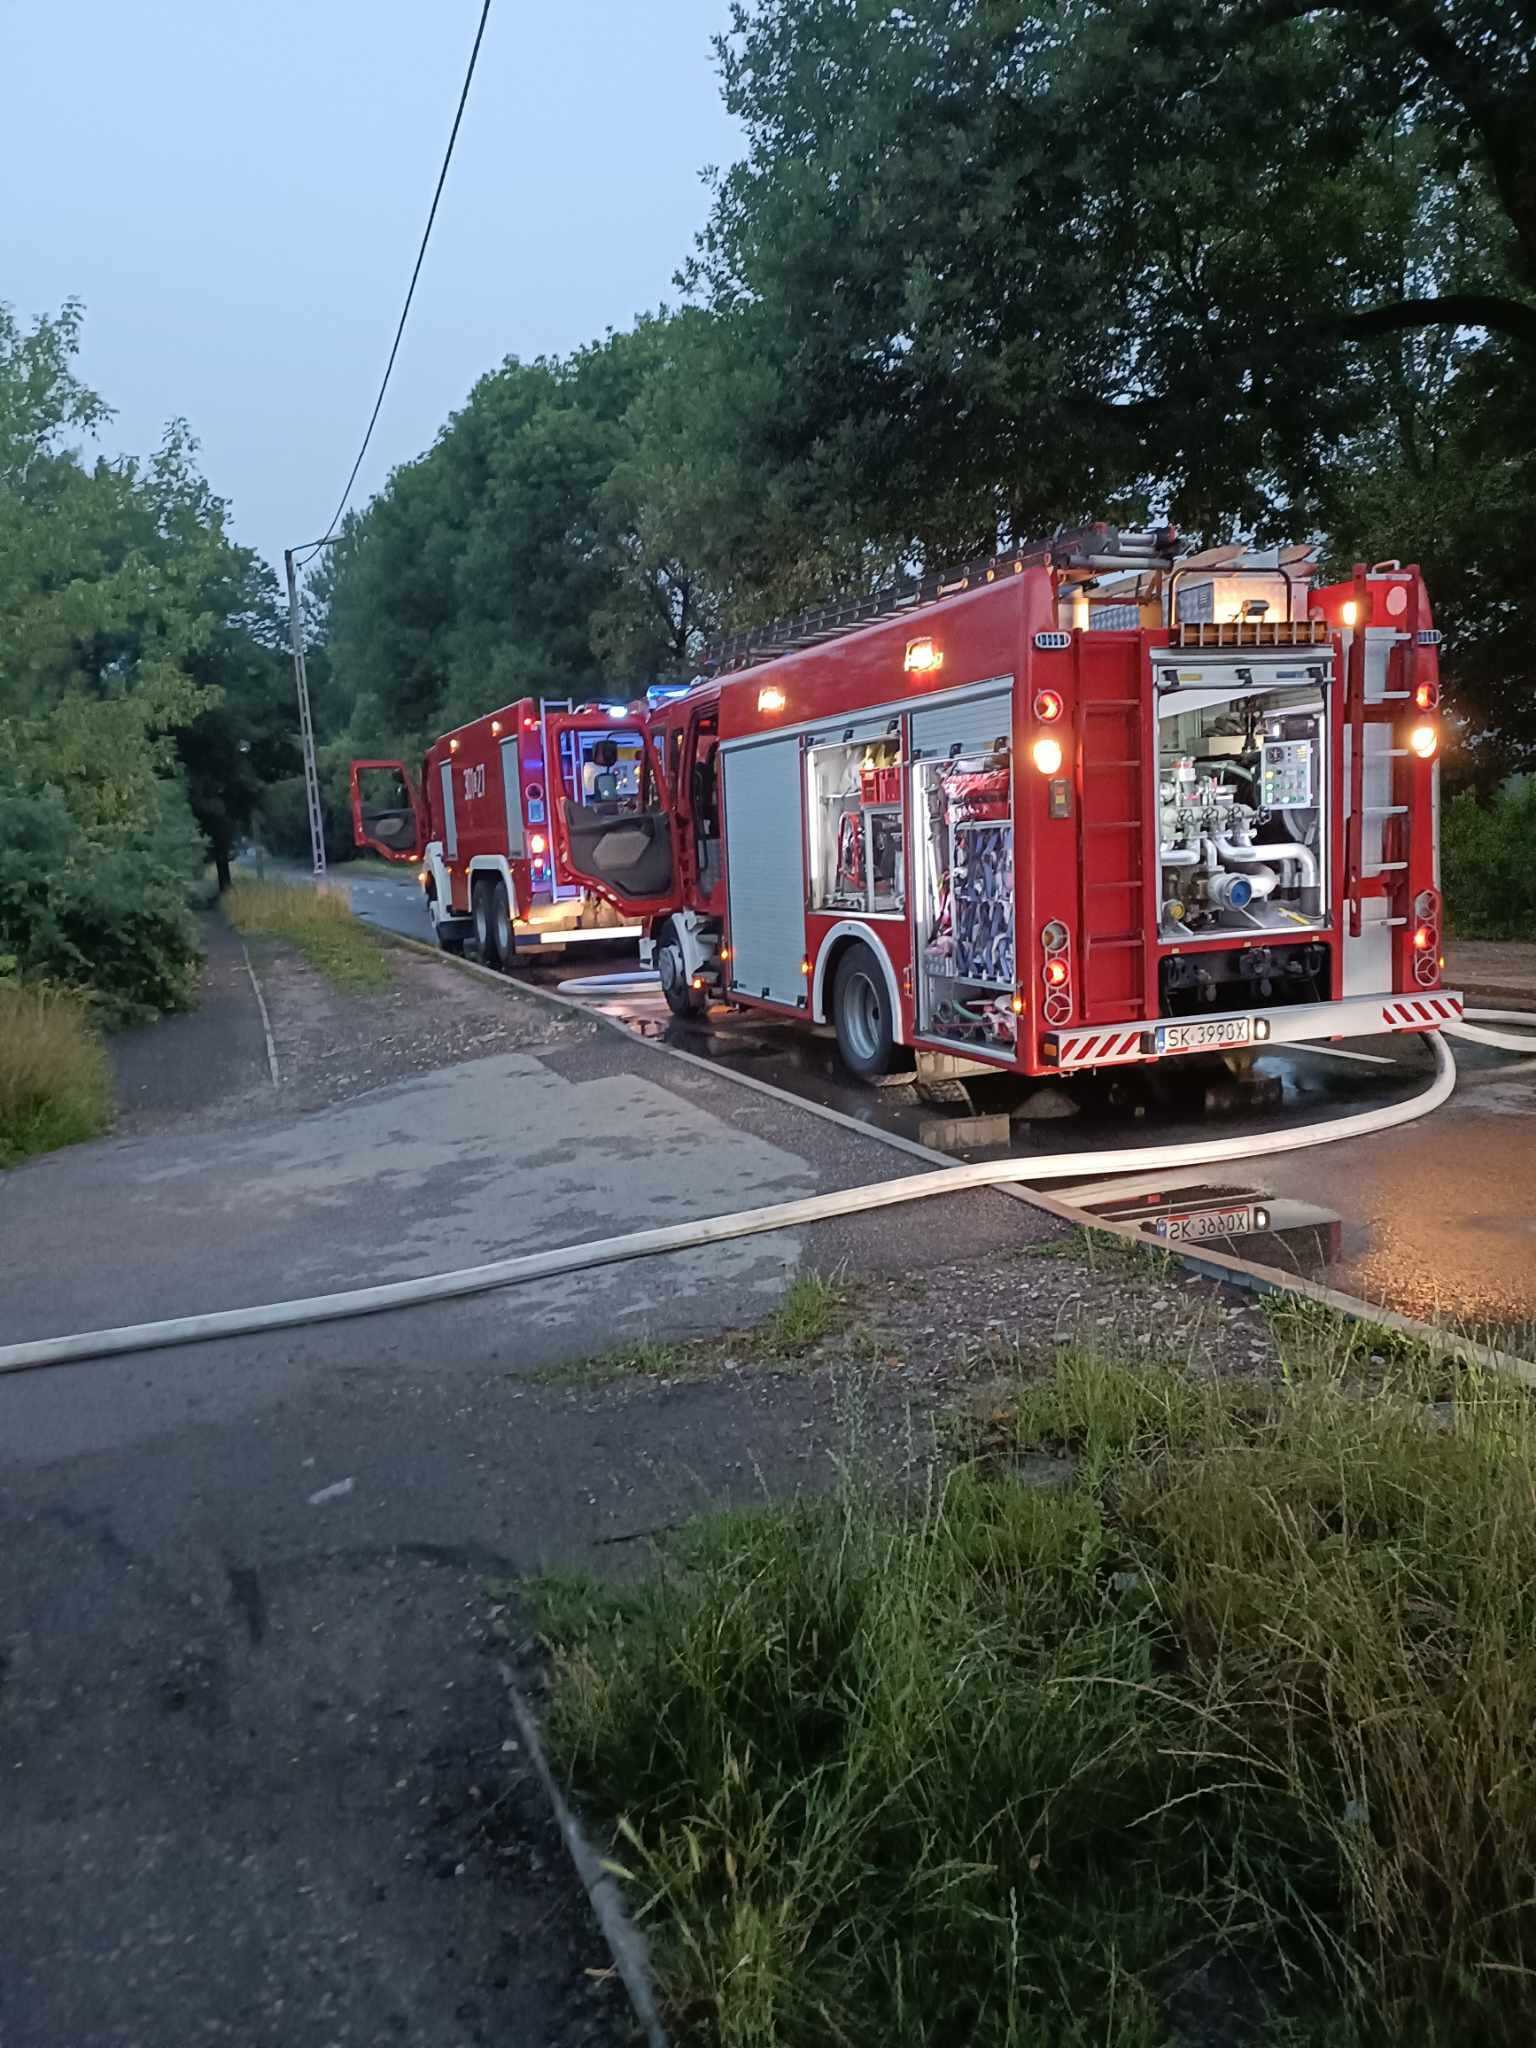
left=915, top=748, right=1018, bottom=1054
left=1156, top=662, right=1331, bottom=945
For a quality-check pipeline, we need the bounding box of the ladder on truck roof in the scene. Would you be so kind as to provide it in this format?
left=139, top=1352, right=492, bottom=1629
left=704, top=523, right=1181, bottom=675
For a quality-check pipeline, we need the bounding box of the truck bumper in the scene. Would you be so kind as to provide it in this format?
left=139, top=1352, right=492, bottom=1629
left=512, top=923, right=642, bottom=946
left=1042, top=990, right=1463, bottom=1070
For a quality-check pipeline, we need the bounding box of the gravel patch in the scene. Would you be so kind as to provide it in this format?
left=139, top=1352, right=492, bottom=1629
left=248, top=936, right=597, bottom=1114
left=532, top=1234, right=1282, bottom=1493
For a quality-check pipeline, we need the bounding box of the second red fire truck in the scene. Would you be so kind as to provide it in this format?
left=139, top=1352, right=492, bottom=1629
left=542, top=524, right=1462, bottom=1080
left=351, top=697, right=647, bottom=965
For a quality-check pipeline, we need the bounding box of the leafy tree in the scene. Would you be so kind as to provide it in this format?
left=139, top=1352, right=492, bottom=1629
left=319, top=338, right=656, bottom=744
left=0, top=300, right=287, bottom=1005
left=691, top=0, right=1535, bottom=758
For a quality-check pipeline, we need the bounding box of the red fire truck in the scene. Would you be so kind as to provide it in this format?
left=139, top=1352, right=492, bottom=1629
left=350, top=696, right=644, bottom=964
left=544, top=524, right=1463, bottom=1079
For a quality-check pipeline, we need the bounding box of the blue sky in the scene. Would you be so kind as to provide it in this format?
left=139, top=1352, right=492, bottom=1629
left=1, top=0, right=741, bottom=571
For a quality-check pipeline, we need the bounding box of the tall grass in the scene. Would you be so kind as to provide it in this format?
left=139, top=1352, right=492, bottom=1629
left=0, top=981, right=113, bottom=1165
left=224, top=878, right=389, bottom=989
left=538, top=1341, right=1536, bottom=2046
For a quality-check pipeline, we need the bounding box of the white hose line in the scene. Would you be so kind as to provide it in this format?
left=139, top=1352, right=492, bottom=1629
left=1445, top=1007, right=1536, bottom=1055
left=557, top=970, right=662, bottom=995
left=0, top=1035, right=1457, bottom=1377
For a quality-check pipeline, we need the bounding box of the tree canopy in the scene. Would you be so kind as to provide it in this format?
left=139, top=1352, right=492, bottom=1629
left=0, top=301, right=293, bottom=1008
left=313, top=0, right=1535, bottom=782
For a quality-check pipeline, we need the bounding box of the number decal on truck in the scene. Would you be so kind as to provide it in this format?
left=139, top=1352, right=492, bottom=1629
left=462, top=763, right=486, bottom=801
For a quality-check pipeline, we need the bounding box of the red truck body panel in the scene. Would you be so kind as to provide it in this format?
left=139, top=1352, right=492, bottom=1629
left=395, top=552, right=1457, bottom=1074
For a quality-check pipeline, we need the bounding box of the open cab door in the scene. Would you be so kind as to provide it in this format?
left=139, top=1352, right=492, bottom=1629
left=350, top=759, right=424, bottom=862
left=545, top=710, right=679, bottom=916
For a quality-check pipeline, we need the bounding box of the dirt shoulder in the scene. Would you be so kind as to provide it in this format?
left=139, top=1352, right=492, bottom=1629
left=1446, top=937, right=1536, bottom=1009
left=108, top=909, right=598, bottom=1139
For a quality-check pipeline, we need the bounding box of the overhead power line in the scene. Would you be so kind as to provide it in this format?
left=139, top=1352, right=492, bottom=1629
left=299, top=0, right=492, bottom=565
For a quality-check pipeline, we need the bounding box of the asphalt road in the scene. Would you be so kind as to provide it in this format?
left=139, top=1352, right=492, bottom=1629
left=338, top=862, right=1536, bottom=1337
left=2, top=921, right=1058, bottom=2048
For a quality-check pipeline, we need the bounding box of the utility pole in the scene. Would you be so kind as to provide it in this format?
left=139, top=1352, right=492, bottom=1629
left=284, top=545, right=328, bottom=877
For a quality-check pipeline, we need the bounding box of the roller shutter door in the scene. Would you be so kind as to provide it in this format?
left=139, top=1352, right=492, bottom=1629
left=806, top=713, right=905, bottom=752
left=908, top=684, right=1012, bottom=762
left=723, top=736, right=807, bottom=1004
left=438, top=761, right=459, bottom=857
left=499, top=740, right=526, bottom=856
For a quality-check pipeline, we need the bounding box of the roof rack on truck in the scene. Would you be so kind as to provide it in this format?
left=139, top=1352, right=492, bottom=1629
left=705, top=522, right=1182, bottom=674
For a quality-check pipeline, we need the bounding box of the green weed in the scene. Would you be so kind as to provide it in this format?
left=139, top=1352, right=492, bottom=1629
left=0, top=980, right=113, bottom=1165
left=752, top=1269, right=848, bottom=1352
left=544, top=1272, right=854, bottom=1388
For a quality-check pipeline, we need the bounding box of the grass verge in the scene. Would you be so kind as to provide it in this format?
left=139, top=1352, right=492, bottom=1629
left=537, top=1338, right=1536, bottom=2046
left=0, top=981, right=113, bottom=1165
left=224, top=878, right=389, bottom=990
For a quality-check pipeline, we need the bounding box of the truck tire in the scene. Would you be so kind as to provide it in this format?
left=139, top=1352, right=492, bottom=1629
left=832, top=941, right=897, bottom=1079
left=473, top=880, right=498, bottom=964
left=490, top=879, right=515, bottom=970
left=656, top=920, right=706, bottom=1018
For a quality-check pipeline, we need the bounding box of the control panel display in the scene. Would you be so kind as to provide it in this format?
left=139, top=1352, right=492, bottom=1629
left=1261, top=738, right=1315, bottom=810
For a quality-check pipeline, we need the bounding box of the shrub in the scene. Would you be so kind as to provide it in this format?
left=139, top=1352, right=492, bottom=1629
left=0, top=785, right=203, bottom=1022
left=255, top=765, right=358, bottom=866
left=0, top=980, right=113, bottom=1165
left=1442, top=779, right=1536, bottom=939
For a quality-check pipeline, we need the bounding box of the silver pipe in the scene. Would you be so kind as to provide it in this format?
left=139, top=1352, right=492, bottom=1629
left=1213, top=834, right=1319, bottom=891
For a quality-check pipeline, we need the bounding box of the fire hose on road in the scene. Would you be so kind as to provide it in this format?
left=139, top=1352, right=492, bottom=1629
left=1444, top=1008, right=1536, bottom=1056
left=1, top=1014, right=1532, bottom=1376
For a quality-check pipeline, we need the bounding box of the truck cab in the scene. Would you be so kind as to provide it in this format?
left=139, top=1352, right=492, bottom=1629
left=350, top=697, right=642, bottom=967
left=545, top=689, right=726, bottom=1015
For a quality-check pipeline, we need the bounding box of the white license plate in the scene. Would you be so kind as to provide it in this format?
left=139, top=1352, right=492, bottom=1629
left=1153, top=1204, right=1257, bottom=1243
left=1155, top=1017, right=1254, bottom=1055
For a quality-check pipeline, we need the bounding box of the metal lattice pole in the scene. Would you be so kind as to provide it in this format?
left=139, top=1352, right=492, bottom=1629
left=284, top=547, right=328, bottom=878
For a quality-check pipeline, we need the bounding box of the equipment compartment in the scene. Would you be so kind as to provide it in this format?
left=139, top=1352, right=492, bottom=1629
left=1155, top=662, right=1331, bottom=944
left=807, top=734, right=905, bottom=914
left=915, top=750, right=1017, bottom=1049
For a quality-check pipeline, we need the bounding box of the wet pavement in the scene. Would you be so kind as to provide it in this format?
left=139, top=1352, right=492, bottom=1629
left=339, top=864, right=1536, bottom=1340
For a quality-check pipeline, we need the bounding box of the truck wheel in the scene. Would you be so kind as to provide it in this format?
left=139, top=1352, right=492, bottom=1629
left=490, top=879, right=516, bottom=970
left=832, top=941, right=897, bottom=1079
left=657, top=920, right=706, bottom=1018
left=473, top=881, right=497, bottom=963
